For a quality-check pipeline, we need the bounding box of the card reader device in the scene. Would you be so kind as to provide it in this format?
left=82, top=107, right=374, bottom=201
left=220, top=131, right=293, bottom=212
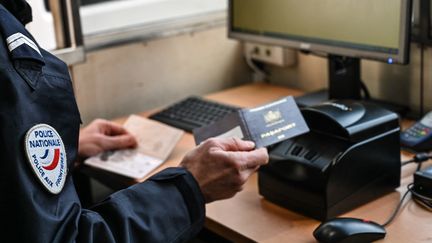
left=258, top=100, right=401, bottom=220
left=401, top=111, right=432, bottom=152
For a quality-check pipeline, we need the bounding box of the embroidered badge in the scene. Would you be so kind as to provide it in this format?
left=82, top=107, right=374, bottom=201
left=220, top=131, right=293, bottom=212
left=24, top=124, right=67, bottom=194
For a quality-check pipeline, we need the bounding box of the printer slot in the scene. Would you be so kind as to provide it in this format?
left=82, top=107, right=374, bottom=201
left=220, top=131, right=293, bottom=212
left=291, top=145, right=303, bottom=156
left=290, top=145, right=319, bottom=162
left=304, top=150, right=318, bottom=161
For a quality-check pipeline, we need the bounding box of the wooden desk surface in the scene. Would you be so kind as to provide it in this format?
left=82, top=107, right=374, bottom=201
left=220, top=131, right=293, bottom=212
left=85, top=83, right=432, bottom=242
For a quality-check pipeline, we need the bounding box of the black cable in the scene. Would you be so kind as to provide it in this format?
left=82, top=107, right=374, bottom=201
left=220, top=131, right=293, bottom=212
left=360, top=80, right=371, bottom=100
left=412, top=197, right=432, bottom=211
left=417, top=162, right=423, bottom=172
left=299, top=50, right=328, bottom=58
left=401, top=152, right=432, bottom=167
left=380, top=152, right=432, bottom=227
left=381, top=184, right=412, bottom=227
left=401, top=159, right=415, bottom=166
left=383, top=152, right=432, bottom=226
left=411, top=186, right=432, bottom=212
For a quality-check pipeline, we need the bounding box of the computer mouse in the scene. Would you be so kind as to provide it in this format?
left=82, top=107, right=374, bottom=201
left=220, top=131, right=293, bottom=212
left=313, top=217, right=386, bottom=243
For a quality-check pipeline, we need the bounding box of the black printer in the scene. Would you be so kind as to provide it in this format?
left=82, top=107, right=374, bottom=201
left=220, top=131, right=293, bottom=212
left=258, top=100, right=401, bottom=221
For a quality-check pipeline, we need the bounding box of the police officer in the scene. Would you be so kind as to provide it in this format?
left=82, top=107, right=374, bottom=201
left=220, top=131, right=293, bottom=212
left=0, top=1, right=269, bottom=242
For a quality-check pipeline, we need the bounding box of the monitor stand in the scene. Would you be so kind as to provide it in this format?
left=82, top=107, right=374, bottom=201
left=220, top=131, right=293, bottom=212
left=294, top=55, right=409, bottom=116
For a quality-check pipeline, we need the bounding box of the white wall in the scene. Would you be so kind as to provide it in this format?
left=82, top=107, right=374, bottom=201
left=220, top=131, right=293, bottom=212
left=72, top=25, right=432, bottom=125
left=72, top=27, right=250, bottom=124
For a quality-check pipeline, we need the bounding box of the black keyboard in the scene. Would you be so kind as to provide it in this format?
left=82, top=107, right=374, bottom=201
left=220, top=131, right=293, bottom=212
left=149, top=96, right=239, bottom=132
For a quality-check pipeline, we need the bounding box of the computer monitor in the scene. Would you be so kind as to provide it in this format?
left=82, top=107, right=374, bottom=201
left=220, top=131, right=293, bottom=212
left=229, top=0, right=412, bottom=105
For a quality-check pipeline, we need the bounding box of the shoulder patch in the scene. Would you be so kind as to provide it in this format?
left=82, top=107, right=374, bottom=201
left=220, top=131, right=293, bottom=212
left=24, top=124, right=67, bottom=194
left=7, top=32, right=41, bottom=56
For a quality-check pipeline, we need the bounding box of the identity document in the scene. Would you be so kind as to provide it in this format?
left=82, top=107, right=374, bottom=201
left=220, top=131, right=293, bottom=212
left=193, top=96, right=309, bottom=148
left=85, top=115, right=184, bottom=179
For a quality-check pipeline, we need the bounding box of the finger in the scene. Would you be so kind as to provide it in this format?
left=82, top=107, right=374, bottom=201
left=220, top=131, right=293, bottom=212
left=102, top=134, right=137, bottom=150
left=250, top=165, right=261, bottom=171
left=217, top=137, right=255, bottom=152
left=103, top=121, right=131, bottom=136
left=229, top=148, right=269, bottom=170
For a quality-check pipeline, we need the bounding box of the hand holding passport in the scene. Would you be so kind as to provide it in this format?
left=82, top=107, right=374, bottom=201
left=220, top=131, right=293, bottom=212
left=193, top=96, right=309, bottom=148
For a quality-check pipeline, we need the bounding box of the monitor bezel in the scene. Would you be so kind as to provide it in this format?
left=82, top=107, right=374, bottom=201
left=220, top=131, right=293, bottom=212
left=228, top=0, right=412, bottom=64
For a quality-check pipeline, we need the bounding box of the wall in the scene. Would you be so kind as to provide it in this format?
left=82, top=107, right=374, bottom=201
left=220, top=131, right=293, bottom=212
left=72, top=24, right=432, bottom=124
left=71, top=27, right=250, bottom=124
left=269, top=44, right=432, bottom=115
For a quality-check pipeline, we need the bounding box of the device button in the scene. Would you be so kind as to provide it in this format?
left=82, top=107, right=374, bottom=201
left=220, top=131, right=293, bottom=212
left=304, top=151, right=318, bottom=161
left=291, top=146, right=303, bottom=156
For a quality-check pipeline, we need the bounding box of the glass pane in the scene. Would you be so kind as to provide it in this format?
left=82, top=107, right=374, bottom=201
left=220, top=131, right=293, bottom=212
left=412, top=0, right=420, bottom=37
left=430, top=0, right=432, bottom=38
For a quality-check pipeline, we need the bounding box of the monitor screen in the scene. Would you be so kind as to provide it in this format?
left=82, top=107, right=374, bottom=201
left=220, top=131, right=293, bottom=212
left=229, top=0, right=411, bottom=64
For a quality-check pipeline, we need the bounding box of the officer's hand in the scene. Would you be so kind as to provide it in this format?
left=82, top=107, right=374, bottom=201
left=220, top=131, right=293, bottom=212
left=180, top=137, right=269, bottom=203
left=78, top=119, right=137, bottom=159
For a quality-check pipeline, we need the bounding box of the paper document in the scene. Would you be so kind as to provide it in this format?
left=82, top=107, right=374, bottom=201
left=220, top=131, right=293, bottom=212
left=85, top=115, right=184, bottom=179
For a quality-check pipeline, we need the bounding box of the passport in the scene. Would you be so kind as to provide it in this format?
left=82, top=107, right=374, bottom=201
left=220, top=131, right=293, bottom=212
left=193, top=96, right=309, bottom=148
left=85, top=115, right=184, bottom=179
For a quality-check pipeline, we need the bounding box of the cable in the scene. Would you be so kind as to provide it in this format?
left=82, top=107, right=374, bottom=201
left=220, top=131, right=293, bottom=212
left=380, top=152, right=432, bottom=227
left=381, top=159, right=432, bottom=227
left=410, top=183, right=432, bottom=212
left=401, top=152, right=432, bottom=167
left=360, top=80, right=371, bottom=100
left=413, top=197, right=432, bottom=212
left=401, top=160, right=415, bottom=166
left=381, top=184, right=412, bottom=227
left=299, top=50, right=328, bottom=58
left=245, top=47, right=268, bottom=82
left=417, top=162, right=423, bottom=172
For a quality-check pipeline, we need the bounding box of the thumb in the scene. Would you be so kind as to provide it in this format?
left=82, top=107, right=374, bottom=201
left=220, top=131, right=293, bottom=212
left=103, top=134, right=137, bottom=150
left=217, top=137, right=255, bottom=151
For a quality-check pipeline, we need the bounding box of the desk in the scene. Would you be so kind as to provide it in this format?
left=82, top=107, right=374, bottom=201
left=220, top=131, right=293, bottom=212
left=83, top=83, right=432, bottom=243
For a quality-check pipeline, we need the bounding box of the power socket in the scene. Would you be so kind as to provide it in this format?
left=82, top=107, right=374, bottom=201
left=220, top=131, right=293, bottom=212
left=244, top=42, right=296, bottom=67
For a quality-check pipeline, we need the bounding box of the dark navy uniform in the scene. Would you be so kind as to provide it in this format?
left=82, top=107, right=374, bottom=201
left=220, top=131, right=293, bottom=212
left=0, top=4, right=205, bottom=242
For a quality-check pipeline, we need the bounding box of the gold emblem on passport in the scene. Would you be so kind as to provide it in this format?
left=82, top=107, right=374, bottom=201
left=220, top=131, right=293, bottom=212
left=264, top=109, right=284, bottom=127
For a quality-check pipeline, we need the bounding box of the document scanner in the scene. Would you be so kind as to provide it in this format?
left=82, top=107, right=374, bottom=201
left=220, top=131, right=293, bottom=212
left=258, top=100, right=401, bottom=220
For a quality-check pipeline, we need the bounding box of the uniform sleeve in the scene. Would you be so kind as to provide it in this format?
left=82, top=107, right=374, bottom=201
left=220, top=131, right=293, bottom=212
left=0, top=5, right=205, bottom=242
left=76, top=167, right=206, bottom=243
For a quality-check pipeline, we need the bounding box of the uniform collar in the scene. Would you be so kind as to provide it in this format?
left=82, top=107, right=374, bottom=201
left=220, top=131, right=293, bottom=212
left=0, top=5, right=44, bottom=65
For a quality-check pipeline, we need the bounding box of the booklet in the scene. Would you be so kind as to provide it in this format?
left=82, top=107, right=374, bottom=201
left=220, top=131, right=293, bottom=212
left=84, top=115, right=184, bottom=179
left=193, top=96, right=309, bottom=148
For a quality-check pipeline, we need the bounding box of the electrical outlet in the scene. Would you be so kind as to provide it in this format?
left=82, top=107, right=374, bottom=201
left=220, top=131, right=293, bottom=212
left=244, top=42, right=296, bottom=67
